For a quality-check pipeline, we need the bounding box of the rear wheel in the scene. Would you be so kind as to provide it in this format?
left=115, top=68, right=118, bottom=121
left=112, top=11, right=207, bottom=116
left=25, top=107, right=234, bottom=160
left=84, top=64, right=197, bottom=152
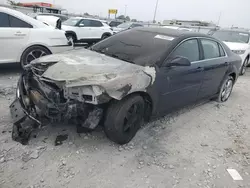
left=240, top=57, right=249, bottom=75
left=20, top=46, right=51, bottom=69
left=216, top=75, right=234, bottom=102
left=101, top=34, right=110, bottom=40
left=104, top=95, right=145, bottom=145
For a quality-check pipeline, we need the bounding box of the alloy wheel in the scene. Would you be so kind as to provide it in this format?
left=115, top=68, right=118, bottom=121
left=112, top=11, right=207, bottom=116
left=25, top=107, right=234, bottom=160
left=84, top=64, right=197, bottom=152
left=221, top=79, right=233, bottom=102
left=25, top=49, right=48, bottom=66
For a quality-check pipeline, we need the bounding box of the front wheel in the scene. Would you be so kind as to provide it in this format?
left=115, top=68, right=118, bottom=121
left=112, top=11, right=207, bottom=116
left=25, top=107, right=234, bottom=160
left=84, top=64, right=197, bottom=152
left=216, top=75, right=234, bottom=102
left=104, top=95, right=145, bottom=145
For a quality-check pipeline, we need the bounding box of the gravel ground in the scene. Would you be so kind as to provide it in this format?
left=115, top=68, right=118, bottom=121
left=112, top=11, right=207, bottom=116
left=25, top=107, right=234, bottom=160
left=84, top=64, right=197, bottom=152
left=0, top=64, right=250, bottom=188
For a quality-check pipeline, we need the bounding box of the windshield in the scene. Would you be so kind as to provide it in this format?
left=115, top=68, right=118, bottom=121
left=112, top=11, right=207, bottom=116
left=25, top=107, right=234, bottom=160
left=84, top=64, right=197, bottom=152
left=117, top=22, right=132, bottom=28
left=91, top=29, right=173, bottom=66
left=213, top=30, right=250, bottom=43
left=63, top=18, right=81, bottom=26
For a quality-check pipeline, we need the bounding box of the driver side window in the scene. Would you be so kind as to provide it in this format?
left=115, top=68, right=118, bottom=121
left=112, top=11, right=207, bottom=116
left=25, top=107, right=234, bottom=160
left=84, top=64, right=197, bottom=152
left=171, top=39, right=200, bottom=62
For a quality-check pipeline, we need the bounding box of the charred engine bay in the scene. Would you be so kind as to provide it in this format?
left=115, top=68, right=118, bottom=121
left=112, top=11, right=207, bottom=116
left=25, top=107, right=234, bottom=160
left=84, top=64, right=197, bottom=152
left=11, top=69, right=105, bottom=145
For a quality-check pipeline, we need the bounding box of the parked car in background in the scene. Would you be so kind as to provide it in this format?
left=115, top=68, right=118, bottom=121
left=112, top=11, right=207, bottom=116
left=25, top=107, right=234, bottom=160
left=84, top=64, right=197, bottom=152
left=62, top=17, right=113, bottom=44
left=10, top=28, right=241, bottom=145
left=28, top=13, right=69, bottom=22
left=36, top=13, right=69, bottom=22
left=163, top=25, right=194, bottom=32
left=212, top=29, right=250, bottom=75
left=36, top=15, right=62, bottom=29
left=113, top=22, right=143, bottom=34
left=0, top=7, right=72, bottom=68
left=109, top=20, right=123, bottom=28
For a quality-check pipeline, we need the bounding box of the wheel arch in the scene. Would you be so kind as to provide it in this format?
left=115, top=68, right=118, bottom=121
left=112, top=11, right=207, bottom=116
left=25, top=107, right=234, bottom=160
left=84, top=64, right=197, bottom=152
left=65, top=31, right=77, bottom=40
left=102, top=32, right=112, bottom=37
left=123, top=91, right=154, bottom=121
left=228, top=72, right=236, bottom=82
left=19, top=44, right=52, bottom=63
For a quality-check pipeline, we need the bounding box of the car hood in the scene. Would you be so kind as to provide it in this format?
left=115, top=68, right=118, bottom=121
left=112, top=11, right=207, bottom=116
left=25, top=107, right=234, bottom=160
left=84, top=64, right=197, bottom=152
left=30, top=49, right=156, bottom=100
left=61, top=25, right=75, bottom=31
left=113, top=27, right=126, bottom=32
left=223, top=41, right=249, bottom=51
left=36, top=15, right=59, bottom=29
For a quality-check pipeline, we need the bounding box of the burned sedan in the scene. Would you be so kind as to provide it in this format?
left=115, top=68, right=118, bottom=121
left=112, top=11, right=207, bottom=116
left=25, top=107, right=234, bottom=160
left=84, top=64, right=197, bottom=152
left=10, top=27, right=241, bottom=145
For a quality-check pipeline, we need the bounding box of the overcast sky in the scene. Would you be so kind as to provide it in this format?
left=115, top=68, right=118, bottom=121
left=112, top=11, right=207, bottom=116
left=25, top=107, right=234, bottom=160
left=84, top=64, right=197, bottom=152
left=4, top=0, right=250, bottom=28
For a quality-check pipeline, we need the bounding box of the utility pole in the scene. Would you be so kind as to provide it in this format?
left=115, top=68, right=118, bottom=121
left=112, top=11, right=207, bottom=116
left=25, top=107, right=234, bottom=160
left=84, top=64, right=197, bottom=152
left=124, top=5, right=127, bottom=17
left=217, top=11, right=222, bottom=26
left=153, top=0, right=159, bottom=23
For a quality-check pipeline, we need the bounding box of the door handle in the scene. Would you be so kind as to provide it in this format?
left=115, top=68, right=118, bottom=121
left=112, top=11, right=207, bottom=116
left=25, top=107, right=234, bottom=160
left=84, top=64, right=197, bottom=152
left=14, top=32, right=26, bottom=36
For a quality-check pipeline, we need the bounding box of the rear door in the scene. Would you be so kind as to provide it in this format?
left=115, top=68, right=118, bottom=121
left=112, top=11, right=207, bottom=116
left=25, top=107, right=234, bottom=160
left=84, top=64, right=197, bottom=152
left=0, top=12, right=31, bottom=63
left=88, top=20, right=105, bottom=39
left=197, top=38, right=229, bottom=99
left=158, top=38, right=205, bottom=113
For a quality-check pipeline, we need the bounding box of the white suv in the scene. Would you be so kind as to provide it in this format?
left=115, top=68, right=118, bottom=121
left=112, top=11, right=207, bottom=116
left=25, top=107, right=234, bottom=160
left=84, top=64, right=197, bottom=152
left=62, top=17, right=113, bottom=44
left=212, top=29, right=250, bottom=75
left=0, top=7, right=72, bottom=68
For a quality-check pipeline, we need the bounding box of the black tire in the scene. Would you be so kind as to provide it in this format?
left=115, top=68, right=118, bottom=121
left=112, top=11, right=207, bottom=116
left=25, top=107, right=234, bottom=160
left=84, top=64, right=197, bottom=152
left=101, top=34, right=110, bottom=40
left=240, top=57, right=249, bottom=75
left=216, top=75, right=234, bottom=103
left=20, top=46, right=51, bottom=69
left=66, top=33, right=77, bottom=43
left=104, top=95, right=145, bottom=145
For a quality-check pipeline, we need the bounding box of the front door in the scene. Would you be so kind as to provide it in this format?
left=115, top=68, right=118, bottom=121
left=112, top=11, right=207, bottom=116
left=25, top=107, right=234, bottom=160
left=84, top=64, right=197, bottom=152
left=0, top=12, right=30, bottom=63
left=157, top=38, right=204, bottom=114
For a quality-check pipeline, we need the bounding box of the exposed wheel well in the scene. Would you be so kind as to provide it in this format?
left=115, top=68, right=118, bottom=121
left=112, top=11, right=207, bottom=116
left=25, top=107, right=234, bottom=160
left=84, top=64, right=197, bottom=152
left=21, top=45, right=52, bottom=62
left=125, top=92, right=153, bottom=121
left=102, top=32, right=112, bottom=37
left=229, top=72, right=236, bottom=82
left=65, top=31, right=77, bottom=40
left=246, top=55, right=250, bottom=61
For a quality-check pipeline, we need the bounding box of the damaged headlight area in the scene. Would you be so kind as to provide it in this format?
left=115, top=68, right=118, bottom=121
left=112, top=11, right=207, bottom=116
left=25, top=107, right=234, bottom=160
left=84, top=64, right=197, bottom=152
left=64, top=85, right=112, bottom=105
left=9, top=71, right=106, bottom=145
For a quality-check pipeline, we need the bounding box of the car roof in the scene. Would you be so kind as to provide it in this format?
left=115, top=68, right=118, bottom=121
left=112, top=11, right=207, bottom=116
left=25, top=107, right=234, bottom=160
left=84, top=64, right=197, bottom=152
left=215, top=29, right=250, bottom=34
left=72, top=16, right=103, bottom=22
left=134, top=27, right=210, bottom=38
left=0, top=6, right=48, bottom=28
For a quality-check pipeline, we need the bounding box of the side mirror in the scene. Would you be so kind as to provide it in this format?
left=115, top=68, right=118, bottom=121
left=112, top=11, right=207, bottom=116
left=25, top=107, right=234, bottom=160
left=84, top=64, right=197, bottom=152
left=167, top=56, right=191, bottom=67
left=79, top=23, right=85, bottom=27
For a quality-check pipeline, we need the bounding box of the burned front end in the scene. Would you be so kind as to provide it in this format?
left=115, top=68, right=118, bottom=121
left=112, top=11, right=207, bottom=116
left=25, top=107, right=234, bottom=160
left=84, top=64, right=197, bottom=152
left=9, top=49, right=156, bottom=145
left=10, top=62, right=104, bottom=144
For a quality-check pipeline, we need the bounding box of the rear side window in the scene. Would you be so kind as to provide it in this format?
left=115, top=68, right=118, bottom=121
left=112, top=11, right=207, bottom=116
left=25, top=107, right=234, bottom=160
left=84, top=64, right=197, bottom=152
left=201, top=39, right=220, bottom=59
left=89, top=20, right=103, bottom=27
left=79, top=19, right=103, bottom=27
left=9, top=15, right=33, bottom=28
left=171, top=39, right=200, bottom=62
left=218, top=44, right=226, bottom=57
left=0, top=12, right=10, bottom=27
